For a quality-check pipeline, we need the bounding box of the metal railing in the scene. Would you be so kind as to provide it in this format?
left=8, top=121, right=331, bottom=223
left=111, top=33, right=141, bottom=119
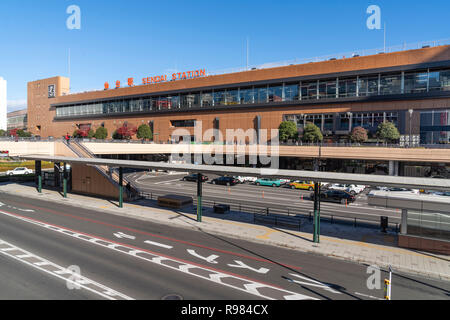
left=138, top=190, right=400, bottom=232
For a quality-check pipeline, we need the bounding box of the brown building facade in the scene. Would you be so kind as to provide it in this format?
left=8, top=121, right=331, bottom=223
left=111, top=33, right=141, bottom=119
left=27, top=45, right=450, bottom=144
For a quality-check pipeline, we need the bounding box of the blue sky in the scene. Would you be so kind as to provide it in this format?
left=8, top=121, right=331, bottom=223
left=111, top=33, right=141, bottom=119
left=1, top=0, right=449, bottom=111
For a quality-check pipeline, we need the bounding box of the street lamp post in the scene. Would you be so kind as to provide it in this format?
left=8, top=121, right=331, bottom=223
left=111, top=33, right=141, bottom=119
left=408, top=109, right=414, bottom=147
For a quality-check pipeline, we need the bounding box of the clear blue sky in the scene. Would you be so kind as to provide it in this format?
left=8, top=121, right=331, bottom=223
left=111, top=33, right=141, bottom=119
left=1, top=0, right=449, bottom=111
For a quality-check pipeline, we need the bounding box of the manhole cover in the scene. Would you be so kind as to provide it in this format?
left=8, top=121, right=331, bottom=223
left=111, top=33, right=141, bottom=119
left=161, top=294, right=183, bottom=300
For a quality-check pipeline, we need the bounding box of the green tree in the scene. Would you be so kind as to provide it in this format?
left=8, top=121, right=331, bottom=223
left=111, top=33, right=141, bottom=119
left=278, top=121, right=298, bottom=142
left=94, top=127, right=108, bottom=140
left=377, top=122, right=400, bottom=143
left=0, top=129, right=6, bottom=137
left=302, top=122, right=323, bottom=142
left=350, top=127, right=368, bottom=143
left=136, top=124, right=153, bottom=141
left=87, top=129, right=95, bottom=139
left=112, top=130, right=123, bottom=140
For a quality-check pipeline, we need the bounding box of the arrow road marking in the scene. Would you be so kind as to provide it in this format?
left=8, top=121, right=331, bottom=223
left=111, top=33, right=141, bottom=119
left=227, top=260, right=270, bottom=274
left=113, top=232, right=136, bottom=240
left=285, top=273, right=342, bottom=294
left=0, top=202, right=34, bottom=212
left=144, top=240, right=173, bottom=249
left=187, top=249, right=219, bottom=264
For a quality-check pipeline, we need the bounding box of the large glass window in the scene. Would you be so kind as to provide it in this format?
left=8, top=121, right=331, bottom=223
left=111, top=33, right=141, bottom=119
left=429, top=69, right=450, bottom=92
left=405, top=71, right=428, bottom=93
left=305, top=114, right=323, bottom=129
left=268, top=85, right=283, bottom=102
left=213, top=90, right=225, bottom=106
left=240, top=87, right=254, bottom=104
left=255, top=86, right=268, bottom=103
left=201, top=91, right=213, bottom=107
left=284, top=83, right=299, bottom=101
left=323, top=114, right=334, bottom=131
left=339, top=78, right=357, bottom=97
left=181, top=93, right=198, bottom=108
left=357, top=76, right=378, bottom=96
left=168, top=95, right=180, bottom=109
left=225, top=89, right=239, bottom=105
left=380, top=73, right=402, bottom=95
left=301, top=81, right=317, bottom=100
left=319, top=80, right=337, bottom=99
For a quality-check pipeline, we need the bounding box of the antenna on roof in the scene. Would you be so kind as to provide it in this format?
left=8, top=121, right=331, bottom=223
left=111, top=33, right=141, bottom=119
left=246, top=37, right=249, bottom=70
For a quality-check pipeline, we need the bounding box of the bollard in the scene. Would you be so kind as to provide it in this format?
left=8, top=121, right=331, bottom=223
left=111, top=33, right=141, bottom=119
left=345, top=199, right=348, bottom=208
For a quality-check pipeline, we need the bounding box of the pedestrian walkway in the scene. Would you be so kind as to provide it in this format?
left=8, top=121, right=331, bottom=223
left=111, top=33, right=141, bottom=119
left=1, top=182, right=449, bottom=282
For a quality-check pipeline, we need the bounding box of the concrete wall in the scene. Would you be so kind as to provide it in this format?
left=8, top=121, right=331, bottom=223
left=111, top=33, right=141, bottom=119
left=1, top=141, right=55, bottom=156
left=71, top=163, right=128, bottom=200
left=83, top=142, right=450, bottom=163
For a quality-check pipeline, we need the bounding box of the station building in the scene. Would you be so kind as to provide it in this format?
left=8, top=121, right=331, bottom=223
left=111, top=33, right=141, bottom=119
left=26, top=44, right=450, bottom=177
left=28, top=45, right=450, bottom=145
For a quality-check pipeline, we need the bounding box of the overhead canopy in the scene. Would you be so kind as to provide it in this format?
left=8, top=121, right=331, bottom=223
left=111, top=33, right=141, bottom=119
left=19, top=155, right=450, bottom=192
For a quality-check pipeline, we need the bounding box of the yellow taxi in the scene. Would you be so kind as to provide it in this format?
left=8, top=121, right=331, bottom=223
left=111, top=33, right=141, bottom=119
left=289, top=181, right=315, bottom=191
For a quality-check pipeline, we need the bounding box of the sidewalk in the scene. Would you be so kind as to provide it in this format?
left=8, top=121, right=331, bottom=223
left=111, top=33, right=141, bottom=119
left=1, top=182, right=449, bottom=282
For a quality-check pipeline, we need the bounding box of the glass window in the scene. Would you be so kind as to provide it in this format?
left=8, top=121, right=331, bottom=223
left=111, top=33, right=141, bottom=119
left=358, top=76, right=378, bottom=96
left=323, top=114, right=334, bottom=131
left=213, top=91, right=225, bottom=106
left=380, top=73, right=402, bottom=95
left=255, top=86, right=268, bottom=103
left=143, top=98, right=152, bottom=111
left=151, top=97, right=159, bottom=110
left=201, top=91, right=213, bottom=107
left=268, top=85, right=283, bottom=102
left=168, top=95, right=180, bottom=109
left=429, top=69, right=450, bottom=92
left=339, top=113, right=350, bottom=130
left=319, top=80, right=337, bottom=99
left=405, top=71, right=428, bottom=93
left=123, top=100, right=130, bottom=113
left=339, top=78, right=357, bottom=97
left=225, top=89, right=239, bottom=105
left=158, top=96, right=169, bottom=110
left=301, top=81, right=317, bottom=100
left=284, top=83, right=299, bottom=101
left=240, top=87, right=254, bottom=104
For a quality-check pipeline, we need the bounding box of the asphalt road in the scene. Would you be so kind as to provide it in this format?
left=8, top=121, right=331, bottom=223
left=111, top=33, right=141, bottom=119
left=0, top=192, right=449, bottom=300
left=125, top=171, right=402, bottom=224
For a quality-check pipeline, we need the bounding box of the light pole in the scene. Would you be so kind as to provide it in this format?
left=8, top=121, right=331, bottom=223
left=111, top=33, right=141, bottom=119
left=408, top=109, right=414, bottom=147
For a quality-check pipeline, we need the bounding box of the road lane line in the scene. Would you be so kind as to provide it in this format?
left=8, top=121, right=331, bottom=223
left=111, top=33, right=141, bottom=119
left=144, top=240, right=173, bottom=249
left=5, top=200, right=303, bottom=270
left=0, top=209, right=315, bottom=300
left=0, top=238, right=133, bottom=300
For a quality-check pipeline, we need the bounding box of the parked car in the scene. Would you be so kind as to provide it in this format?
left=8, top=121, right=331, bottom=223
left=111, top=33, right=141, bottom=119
left=328, top=183, right=365, bottom=195
left=182, top=173, right=208, bottom=182
left=6, top=167, right=33, bottom=176
left=289, top=180, right=315, bottom=191
left=310, top=189, right=356, bottom=204
left=233, top=176, right=257, bottom=183
left=211, top=176, right=239, bottom=186
left=255, top=178, right=285, bottom=187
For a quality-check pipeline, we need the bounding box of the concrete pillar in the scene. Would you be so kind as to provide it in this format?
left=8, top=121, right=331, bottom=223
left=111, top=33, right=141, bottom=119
left=389, top=160, right=399, bottom=176
left=401, top=209, right=408, bottom=234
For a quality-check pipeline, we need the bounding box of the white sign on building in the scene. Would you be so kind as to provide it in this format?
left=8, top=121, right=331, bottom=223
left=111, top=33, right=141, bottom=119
left=0, top=77, right=6, bottom=131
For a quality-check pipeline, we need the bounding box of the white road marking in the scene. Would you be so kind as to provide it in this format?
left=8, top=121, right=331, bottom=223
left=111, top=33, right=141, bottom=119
left=113, top=232, right=136, bottom=240
left=144, top=240, right=173, bottom=249
left=227, top=260, right=270, bottom=274
left=154, top=178, right=184, bottom=185
left=285, top=273, right=342, bottom=294
left=187, top=249, right=219, bottom=264
left=354, top=292, right=384, bottom=300
left=0, top=209, right=315, bottom=300
left=0, top=238, right=133, bottom=300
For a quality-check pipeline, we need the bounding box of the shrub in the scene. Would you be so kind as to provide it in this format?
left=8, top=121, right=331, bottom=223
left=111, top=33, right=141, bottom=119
left=136, top=124, right=152, bottom=141
left=278, top=121, right=298, bottom=142
left=94, top=127, right=108, bottom=140
left=302, top=122, right=323, bottom=142
left=350, top=127, right=368, bottom=143
left=377, top=122, right=400, bottom=143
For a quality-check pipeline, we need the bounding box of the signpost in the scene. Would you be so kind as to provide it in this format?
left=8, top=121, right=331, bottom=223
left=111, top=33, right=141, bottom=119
left=384, top=266, right=393, bottom=300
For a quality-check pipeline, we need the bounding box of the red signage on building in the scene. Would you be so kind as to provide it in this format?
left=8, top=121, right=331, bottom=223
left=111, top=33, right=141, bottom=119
left=105, top=69, right=206, bottom=89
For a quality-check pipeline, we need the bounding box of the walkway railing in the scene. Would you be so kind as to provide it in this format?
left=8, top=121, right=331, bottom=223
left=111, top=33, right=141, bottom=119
left=138, top=190, right=400, bottom=233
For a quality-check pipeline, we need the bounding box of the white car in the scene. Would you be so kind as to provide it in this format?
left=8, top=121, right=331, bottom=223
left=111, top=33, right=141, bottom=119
left=233, top=176, right=257, bottom=183
left=328, top=183, right=365, bottom=195
left=6, top=167, right=33, bottom=176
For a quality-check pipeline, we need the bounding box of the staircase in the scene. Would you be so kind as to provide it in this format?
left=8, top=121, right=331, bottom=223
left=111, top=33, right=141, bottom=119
left=64, top=140, right=140, bottom=200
